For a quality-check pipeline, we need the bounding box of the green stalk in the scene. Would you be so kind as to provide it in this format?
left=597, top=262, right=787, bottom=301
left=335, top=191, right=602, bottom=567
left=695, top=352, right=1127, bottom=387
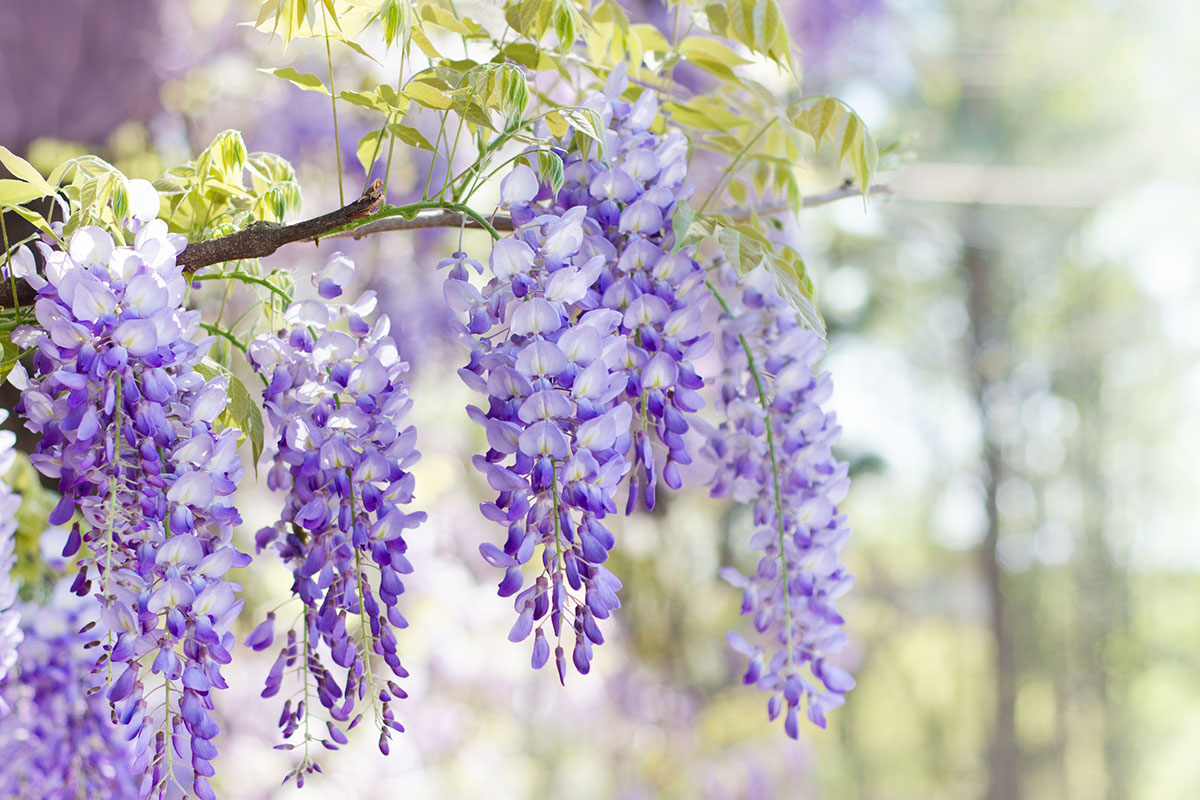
left=191, top=272, right=292, bottom=304
left=697, top=118, right=775, bottom=214
left=322, top=6, right=345, bottom=205
left=706, top=279, right=796, bottom=671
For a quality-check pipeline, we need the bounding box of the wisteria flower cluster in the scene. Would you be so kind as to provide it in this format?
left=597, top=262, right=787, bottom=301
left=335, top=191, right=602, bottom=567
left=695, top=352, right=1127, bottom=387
left=701, top=264, right=856, bottom=736
left=0, top=56, right=863, bottom=800
left=0, top=582, right=138, bottom=799
left=249, top=253, right=424, bottom=780
left=541, top=64, right=711, bottom=513
left=444, top=66, right=716, bottom=681
left=10, top=216, right=247, bottom=800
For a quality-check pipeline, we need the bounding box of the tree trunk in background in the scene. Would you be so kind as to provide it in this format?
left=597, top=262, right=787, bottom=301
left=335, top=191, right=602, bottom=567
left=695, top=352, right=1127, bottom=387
left=962, top=210, right=1020, bottom=800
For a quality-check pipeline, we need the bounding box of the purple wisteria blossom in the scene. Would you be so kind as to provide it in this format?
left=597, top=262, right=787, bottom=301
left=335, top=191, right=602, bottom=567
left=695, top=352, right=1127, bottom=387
left=0, top=410, right=20, bottom=683
left=12, top=217, right=248, bottom=800
left=0, top=583, right=138, bottom=799
left=250, top=253, right=424, bottom=781
left=701, top=264, right=855, bottom=736
left=447, top=65, right=713, bottom=676
left=532, top=64, right=712, bottom=513
left=445, top=211, right=632, bottom=681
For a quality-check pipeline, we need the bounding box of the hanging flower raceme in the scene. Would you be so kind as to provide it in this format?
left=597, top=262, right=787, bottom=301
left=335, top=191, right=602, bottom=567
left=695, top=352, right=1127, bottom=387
left=0, top=583, right=138, bottom=799
left=447, top=65, right=715, bottom=678
left=250, top=253, right=424, bottom=781
left=445, top=202, right=632, bottom=682
left=701, top=264, right=855, bottom=736
left=0, top=409, right=20, bottom=684
left=517, top=64, right=711, bottom=513
left=11, top=218, right=248, bottom=800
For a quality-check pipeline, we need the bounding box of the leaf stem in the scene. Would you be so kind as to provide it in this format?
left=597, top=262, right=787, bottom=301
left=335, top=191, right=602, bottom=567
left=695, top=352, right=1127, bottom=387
left=706, top=279, right=795, bottom=672
left=697, top=118, right=776, bottom=214
left=322, top=6, right=345, bottom=206
left=192, top=272, right=292, bottom=304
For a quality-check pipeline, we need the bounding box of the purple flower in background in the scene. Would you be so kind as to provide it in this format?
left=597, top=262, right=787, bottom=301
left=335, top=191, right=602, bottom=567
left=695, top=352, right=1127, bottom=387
left=527, top=65, right=712, bottom=513
left=250, top=252, right=424, bottom=780
left=0, top=582, right=138, bottom=798
left=447, top=207, right=631, bottom=681
left=700, top=264, right=855, bottom=736
left=12, top=215, right=247, bottom=799
left=0, top=409, right=20, bottom=683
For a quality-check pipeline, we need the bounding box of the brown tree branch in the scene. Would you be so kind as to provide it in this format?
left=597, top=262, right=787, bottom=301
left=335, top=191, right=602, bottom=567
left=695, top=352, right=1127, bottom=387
left=177, top=179, right=384, bottom=272
left=323, top=182, right=891, bottom=241
left=0, top=180, right=385, bottom=311
left=1, top=180, right=887, bottom=310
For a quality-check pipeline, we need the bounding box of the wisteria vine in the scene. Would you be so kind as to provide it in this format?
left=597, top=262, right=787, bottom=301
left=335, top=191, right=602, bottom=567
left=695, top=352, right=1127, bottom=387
left=0, top=53, right=862, bottom=800
left=249, top=253, right=424, bottom=782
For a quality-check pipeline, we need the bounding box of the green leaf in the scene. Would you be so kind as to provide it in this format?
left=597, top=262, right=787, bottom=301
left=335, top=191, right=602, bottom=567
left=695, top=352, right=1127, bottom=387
left=678, top=36, right=751, bottom=80
left=537, top=150, right=565, bottom=195
left=670, top=201, right=696, bottom=253
left=404, top=80, right=453, bottom=110
left=418, top=4, right=477, bottom=35
left=261, top=67, right=330, bottom=94
left=0, top=338, right=20, bottom=385
left=255, top=0, right=313, bottom=45
left=357, top=130, right=385, bottom=174
left=4, top=203, right=55, bottom=238
left=723, top=0, right=791, bottom=69
left=387, top=122, right=435, bottom=151
left=0, top=145, right=54, bottom=195
left=718, top=226, right=766, bottom=275
left=0, top=179, right=48, bottom=207
left=377, top=0, right=412, bottom=50
left=764, top=246, right=824, bottom=337
left=338, top=89, right=387, bottom=112
left=506, top=0, right=556, bottom=40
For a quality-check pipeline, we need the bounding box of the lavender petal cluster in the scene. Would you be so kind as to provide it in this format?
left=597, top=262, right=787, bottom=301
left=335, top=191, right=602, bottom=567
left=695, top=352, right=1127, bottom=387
left=0, top=583, right=138, bottom=799
left=702, top=264, right=856, bottom=735
left=12, top=220, right=248, bottom=800
left=523, top=64, right=712, bottom=513
left=446, top=65, right=717, bottom=676
left=0, top=410, right=21, bottom=684
left=250, top=253, right=424, bottom=778
left=444, top=210, right=631, bottom=681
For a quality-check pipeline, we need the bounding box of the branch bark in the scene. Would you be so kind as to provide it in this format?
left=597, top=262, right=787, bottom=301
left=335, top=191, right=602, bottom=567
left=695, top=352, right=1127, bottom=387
left=324, top=182, right=892, bottom=241
left=0, top=180, right=385, bottom=310
left=1, top=180, right=888, bottom=310
left=177, top=179, right=384, bottom=272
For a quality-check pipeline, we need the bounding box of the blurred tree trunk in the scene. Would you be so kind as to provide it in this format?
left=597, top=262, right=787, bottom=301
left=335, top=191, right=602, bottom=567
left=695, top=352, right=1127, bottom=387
left=962, top=210, right=1020, bottom=800
left=1061, top=273, right=1132, bottom=800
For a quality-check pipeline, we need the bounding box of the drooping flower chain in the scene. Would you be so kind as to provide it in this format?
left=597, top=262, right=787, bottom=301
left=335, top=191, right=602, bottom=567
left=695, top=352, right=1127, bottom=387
left=519, top=64, right=711, bottom=514
left=446, top=65, right=714, bottom=678
left=249, top=256, right=424, bottom=782
left=0, top=583, right=138, bottom=799
left=703, top=264, right=856, bottom=735
left=444, top=211, right=631, bottom=682
left=13, top=222, right=247, bottom=800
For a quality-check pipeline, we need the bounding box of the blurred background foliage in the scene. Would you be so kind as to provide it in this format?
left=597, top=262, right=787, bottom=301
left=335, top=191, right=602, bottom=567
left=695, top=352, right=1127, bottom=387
left=1, top=0, right=1198, bottom=798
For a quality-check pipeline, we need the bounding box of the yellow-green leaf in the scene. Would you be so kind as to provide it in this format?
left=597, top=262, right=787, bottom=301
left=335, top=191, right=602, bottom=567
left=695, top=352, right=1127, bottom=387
left=387, top=123, right=435, bottom=151
left=261, top=67, right=330, bottom=94
left=404, top=81, right=453, bottom=110
left=357, top=130, right=385, bottom=174
left=196, top=357, right=266, bottom=475
left=0, top=146, right=54, bottom=196
left=0, top=179, right=48, bottom=207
